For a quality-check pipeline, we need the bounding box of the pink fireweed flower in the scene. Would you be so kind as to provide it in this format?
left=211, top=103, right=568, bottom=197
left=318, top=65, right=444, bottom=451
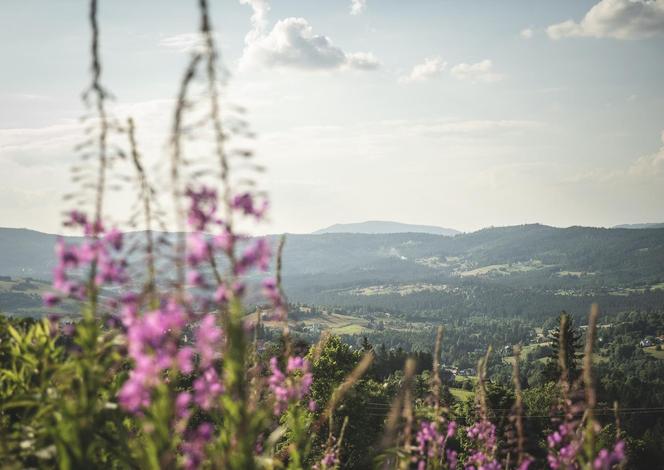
left=232, top=281, right=246, bottom=297
left=42, top=292, right=60, bottom=307
left=231, top=192, right=268, bottom=219
left=465, top=420, right=500, bottom=470
left=593, top=441, right=625, bottom=470
left=181, top=422, right=214, bottom=470
left=119, top=299, right=188, bottom=413
left=193, top=367, right=223, bottom=410
left=261, top=276, right=287, bottom=319
left=176, top=392, right=192, bottom=418
left=517, top=457, right=533, bottom=470
left=103, top=227, right=123, bottom=250
left=186, top=186, right=218, bottom=231
left=262, top=277, right=281, bottom=304
left=547, top=421, right=583, bottom=469
left=187, top=270, right=206, bottom=288
left=213, top=227, right=234, bottom=252
left=414, top=418, right=457, bottom=467
left=118, top=373, right=153, bottom=413
left=55, top=238, right=80, bottom=268
left=95, top=251, right=127, bottom=285
left=268, top=356, right=313, bottom=415
left=235, top=237, right=271, bottom=275
left=120, top=292, right=140, bottom=328
left=447, top=449, right=458, bottom=469
left=64, top=210, right=88, bottom=228
left=84, top=219, right=104, bottom=237
left=195, top=314, right=222, bottom=369
left=187, top=232, right=211, bottom=267
left=177, top=347, right=195, bottom=374
left=214, top=284, right=229, bottom=304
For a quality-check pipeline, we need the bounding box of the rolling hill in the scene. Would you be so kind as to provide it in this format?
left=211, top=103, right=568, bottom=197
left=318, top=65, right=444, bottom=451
left=313, top=220, right=460, bottom=236
left=2, top=224, right=664, bottom=318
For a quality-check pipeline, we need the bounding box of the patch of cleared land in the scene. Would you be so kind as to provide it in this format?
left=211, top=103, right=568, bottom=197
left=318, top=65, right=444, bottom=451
left=644, top=346, right=664, bottom=360
left=457, top=260, right=550, bottom=278
left=344, top=283, right=450, bottom=297
left=450, top=387, right=474, bottom=401
left=251, top=310, right=369, bottom=336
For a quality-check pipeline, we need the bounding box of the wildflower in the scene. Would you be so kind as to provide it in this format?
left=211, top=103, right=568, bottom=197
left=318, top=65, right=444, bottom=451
left=231, top=192, right=267, bottom=219
left=213, top=227, right=233, bottom=252
left=119, top=300, right=187, bottom=413
left=195, top=314, right=222, bottom=368
left=262, top=276, right=286, bottom=319
left=186, top=186, right=218, bottom=231
left=64, top=210, right=88, bottom=228
left=187, top=270, right=206, bottom=288
left=176, top=392, right=192, bottom=418
left=103, top=227, right=123, bottom=250
left=214, top=284, right=229, bottom=304
left=43, top=292, right=60, bottom=307
left=465, top=420, right=500, bottom=470
left=177, top=347, right=195, bottom=374
left=414, top=419, right=457, bottom=468
left=120, top=292, right=140, bottom=328
left=268, top=356, right=312, bottom=415
left=193, top=368, right=223, bottom=410
left=236, top=237, right=271, bottom=274
left=187, top=232, right=211, bottom=266
left=181, top=422, right=214, bottom=470
left=547, top=422, right=581, bottom=469
left=593, top=440, right=625, bottom=470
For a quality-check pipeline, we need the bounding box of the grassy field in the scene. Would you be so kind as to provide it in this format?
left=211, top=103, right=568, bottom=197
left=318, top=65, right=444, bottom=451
left=503, top=342, right=549, bottom=365
left=0, top=277, right=79, bottom=318
left=254, top=309, right=369, bottom=336
left=644, top=346, right=664, bottom=360
left=458, top=260, right=548, bottom=278
left=450, top=387, right=474, bottom=401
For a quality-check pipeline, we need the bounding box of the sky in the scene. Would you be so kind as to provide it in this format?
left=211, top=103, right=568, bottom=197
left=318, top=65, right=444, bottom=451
left=1, top=0, right=664, bottom=234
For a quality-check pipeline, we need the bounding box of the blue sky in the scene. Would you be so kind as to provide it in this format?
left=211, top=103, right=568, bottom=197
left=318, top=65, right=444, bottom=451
left=1, top=0, right=663, bottom=233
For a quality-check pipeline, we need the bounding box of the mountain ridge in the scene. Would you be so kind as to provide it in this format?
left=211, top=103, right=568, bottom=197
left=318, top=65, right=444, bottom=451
left=313, top=220, right=460, bottom=236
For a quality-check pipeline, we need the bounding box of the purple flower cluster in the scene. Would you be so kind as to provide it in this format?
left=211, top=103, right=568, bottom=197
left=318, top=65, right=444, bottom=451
left=46, top=211, right=127, bottom=306
left=547, top=421, right=624, bottom=470
left=414, top=419, right=457, bottom=470
left=465, top=420, right=501, bottom=470
left=181, top=422, right=214, bottom=470
left=593, top=441, right=625, bottom=470
left=231, top=192, right=268, bottom=219
left=268, top=356, right=313, bottom=415
left=261, top=277, right=286, bottom=320
left=184, top=186, right=272, bottom=302
left=118, top=299, right=188, bottom=412
left=315, top=449, right=339, bottom=470
left=546, top=421, right=582, bottom=469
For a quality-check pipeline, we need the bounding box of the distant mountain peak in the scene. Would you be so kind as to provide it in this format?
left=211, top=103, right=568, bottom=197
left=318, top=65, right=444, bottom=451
left=313, top=220, right=460, bottom=236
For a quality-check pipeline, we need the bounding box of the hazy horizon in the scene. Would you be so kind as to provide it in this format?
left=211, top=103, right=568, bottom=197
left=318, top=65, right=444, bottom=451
left=2, top=0, right=664, bottom=234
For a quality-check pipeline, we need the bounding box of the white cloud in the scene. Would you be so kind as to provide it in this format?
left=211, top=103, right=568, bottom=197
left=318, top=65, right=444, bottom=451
left=628, top=130, right=664, bottom=176
left=239, top=1, right=379, bottom=71
left=399, top=57, right=447, bottom=83
left=350, top=0, right=367, bottom=16
left=0, top=120, right=82, bottom=167
left=547, top=0, right=664, bottom=40
left=345, top=52, right=381, bottom=70
left=450, top=60, right=504, bottom=83
left=568, top=129, right=664, bottom=183
left=239, top=0, right=271, bottom=42
left=159, top=33, right=205, bottom=53
left=520, top=27, right=534, bottom=39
